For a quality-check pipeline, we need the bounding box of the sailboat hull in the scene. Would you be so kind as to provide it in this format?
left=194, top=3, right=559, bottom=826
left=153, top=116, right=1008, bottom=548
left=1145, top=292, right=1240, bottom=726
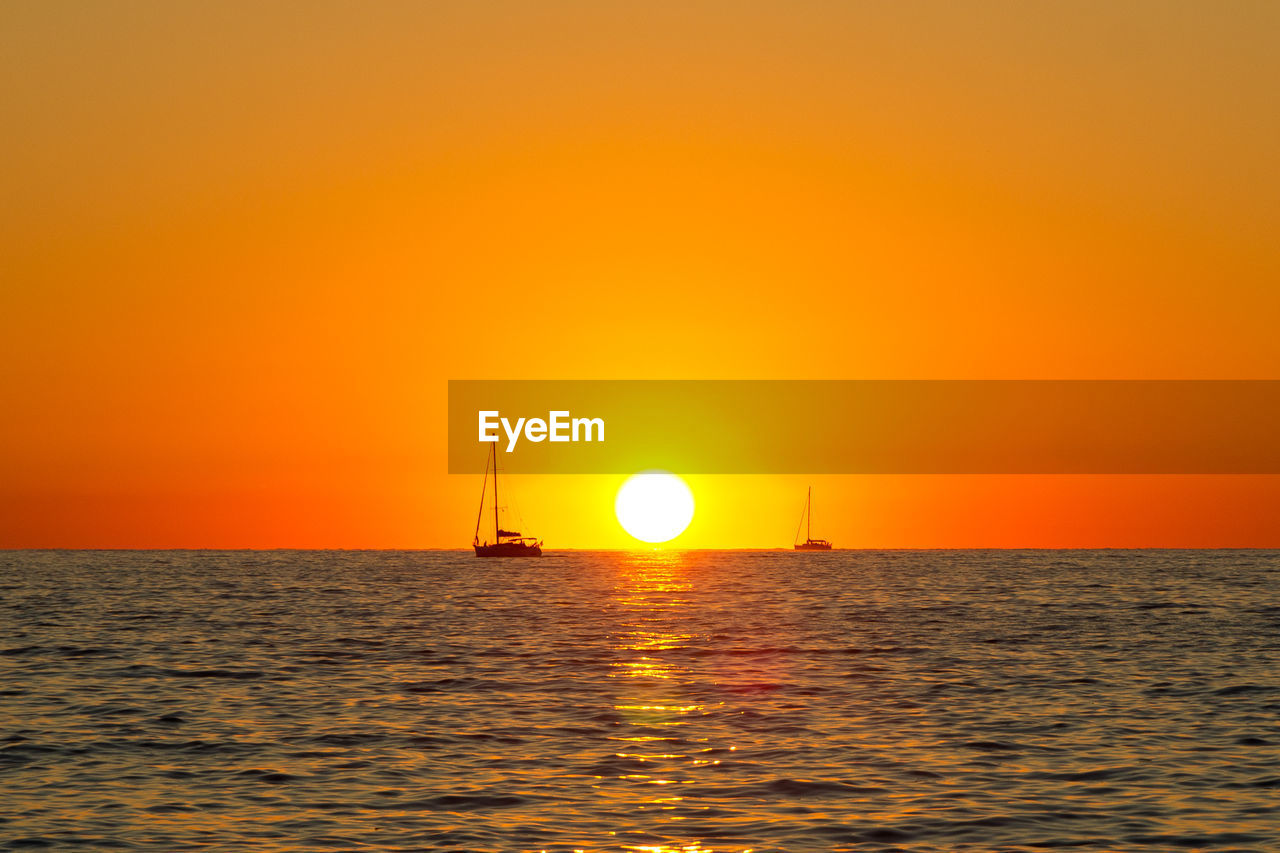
left=794, top=488, right=830, bottom=550
left=474, top=542, right=542, bottom=557
left=472, top=443, right=543, bottom=555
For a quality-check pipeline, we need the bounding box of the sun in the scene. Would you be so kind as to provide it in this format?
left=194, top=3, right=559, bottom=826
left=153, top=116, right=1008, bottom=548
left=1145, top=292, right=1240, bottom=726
left=614, top=471, right=695, bottom=544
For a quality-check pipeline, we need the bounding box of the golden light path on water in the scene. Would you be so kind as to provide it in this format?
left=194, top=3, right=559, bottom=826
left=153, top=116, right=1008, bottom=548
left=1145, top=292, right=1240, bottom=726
left=600, top=551, right=743, bottom=853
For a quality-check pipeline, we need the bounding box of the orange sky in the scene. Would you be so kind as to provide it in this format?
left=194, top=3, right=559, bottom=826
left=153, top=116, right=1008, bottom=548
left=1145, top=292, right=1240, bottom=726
left=3, top=2, right=1279, bottom=548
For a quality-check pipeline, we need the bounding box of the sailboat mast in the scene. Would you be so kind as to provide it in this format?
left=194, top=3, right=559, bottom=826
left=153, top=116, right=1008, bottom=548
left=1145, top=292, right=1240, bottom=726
left=474, top=446, right=490, bottom=544
left=807, top=486, right=812, bottom=541
left=492, top=443, right=500, bottom=542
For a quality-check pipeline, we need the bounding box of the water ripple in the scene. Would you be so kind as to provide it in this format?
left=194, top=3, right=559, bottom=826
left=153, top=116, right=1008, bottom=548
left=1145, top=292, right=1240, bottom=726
left=1, top=548, right=1278, bottom=851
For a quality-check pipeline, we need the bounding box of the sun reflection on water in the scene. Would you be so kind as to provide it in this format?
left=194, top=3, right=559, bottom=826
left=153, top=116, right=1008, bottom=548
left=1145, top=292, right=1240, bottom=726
left=595, top=551, right=749, bottom=853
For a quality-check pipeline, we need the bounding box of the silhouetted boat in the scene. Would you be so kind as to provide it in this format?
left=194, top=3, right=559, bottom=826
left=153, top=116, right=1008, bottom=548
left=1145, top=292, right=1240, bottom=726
left=794, top=486, right=832, bottom=550
left=473, top=443, right=542, bottom=557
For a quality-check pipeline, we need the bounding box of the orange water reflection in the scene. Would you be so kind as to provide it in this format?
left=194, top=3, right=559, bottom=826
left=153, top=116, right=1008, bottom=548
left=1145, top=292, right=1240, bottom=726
left=598, top=551, right=749, bottom=853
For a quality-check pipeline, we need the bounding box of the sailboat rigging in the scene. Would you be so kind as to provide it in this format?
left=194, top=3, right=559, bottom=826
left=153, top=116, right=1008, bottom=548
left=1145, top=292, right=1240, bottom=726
left=793, top=486, right=833, bottom=550
left=473, top=443, right=543, bottom=557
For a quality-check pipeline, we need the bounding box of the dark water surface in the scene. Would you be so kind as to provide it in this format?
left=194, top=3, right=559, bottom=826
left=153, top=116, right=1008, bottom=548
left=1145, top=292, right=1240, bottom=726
left=2, top=550, right=1279, bottom=851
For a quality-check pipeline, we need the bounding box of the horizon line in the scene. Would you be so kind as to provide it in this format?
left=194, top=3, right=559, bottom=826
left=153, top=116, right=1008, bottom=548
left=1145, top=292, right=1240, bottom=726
left=4, top=546, right=1279, bottom=553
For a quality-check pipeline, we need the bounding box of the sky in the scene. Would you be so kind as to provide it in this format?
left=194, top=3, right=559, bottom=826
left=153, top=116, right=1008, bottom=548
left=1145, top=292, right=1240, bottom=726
left=3, top=2, right=1279, bottom=548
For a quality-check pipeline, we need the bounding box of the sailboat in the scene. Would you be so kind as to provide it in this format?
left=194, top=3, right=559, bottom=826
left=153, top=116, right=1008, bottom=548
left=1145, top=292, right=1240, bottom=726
left=793, top=486, right=833, bottom=550
left=473, top=443, right=542, bottom=557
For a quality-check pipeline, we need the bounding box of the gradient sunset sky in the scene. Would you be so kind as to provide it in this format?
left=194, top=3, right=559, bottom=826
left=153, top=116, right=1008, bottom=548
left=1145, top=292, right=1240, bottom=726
left=3, top=2, right=1278, bottom=548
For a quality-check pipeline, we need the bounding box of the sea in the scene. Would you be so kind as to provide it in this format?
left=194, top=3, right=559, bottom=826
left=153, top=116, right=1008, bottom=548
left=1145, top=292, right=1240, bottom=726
left=2, top=550, right=1278, bottom=852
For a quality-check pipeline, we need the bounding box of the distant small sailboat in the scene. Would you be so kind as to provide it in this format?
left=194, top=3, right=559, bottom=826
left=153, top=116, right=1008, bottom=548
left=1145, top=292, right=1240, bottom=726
left=473, top=443, right=542, bottom=557
left=794, top=486, right=832, bottom=550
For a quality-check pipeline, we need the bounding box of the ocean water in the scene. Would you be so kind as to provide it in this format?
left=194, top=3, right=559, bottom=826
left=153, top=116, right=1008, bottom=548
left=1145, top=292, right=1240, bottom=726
left=2, top=550, right=1278, bottom=852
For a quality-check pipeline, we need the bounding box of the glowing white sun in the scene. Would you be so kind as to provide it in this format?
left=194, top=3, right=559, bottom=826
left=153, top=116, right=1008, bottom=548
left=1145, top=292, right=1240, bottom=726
left=614, top=471, right=695, bottom=544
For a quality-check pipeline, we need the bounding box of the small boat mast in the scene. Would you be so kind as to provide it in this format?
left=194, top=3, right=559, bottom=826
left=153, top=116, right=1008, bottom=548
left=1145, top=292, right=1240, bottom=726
left=794, top=486, right=833, bottom=550
left=473, top=443, right=542, bottom=557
